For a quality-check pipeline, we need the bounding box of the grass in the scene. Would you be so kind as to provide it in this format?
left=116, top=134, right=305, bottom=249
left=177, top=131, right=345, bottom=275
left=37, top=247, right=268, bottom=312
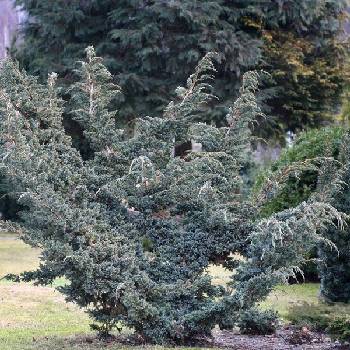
left=207, top=264, right=320, bottom=319
left=9, top=338, right=213, bottom=350
left=0, top=233, right=93, bottom=350
left=0, top=232, right=329, bottom=349
left=0, top=233, right=39, bottom=279
left=262, top=283, right=320, bottom=318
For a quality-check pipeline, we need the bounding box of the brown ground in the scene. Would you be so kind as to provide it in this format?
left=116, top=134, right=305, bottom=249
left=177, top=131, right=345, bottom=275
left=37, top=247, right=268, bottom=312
left=30, top=327, right=350, bottom=350
left=212, top=328, right=350, bottom=350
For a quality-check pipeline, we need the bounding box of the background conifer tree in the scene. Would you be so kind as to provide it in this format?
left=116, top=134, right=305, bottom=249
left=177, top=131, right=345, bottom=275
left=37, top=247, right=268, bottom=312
left=13, top=0, right=348, bottom=135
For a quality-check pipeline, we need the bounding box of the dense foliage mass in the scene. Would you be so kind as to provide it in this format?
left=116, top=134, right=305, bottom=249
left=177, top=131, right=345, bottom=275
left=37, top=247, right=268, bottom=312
left=254, top=127, right=350, bottom=301
left=262, top=29, right=348, bottom=133
left=13, top=0, right=348, bottom=135
left=254, top=127, right=346, bottom=217
left=0, top=49, right=345, bottom=343
left=319, top=134, right=350, bottom=303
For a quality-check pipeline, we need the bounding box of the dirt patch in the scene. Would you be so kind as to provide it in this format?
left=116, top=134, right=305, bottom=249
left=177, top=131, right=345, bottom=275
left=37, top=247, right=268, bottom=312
left=0, top=283, right=63, bottom=304
left=212, top=327, right=349, bottom=350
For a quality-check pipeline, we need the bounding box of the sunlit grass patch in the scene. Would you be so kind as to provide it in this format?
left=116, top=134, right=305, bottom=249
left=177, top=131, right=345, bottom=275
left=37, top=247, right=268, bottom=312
left=0, top=232, right=92, bottom=350
left=0, top=280, right=92, bottom=347
left=206, top=264, right=232, bottom=286
left=0, top=233, right=40, bottom=280
left=261, top=283, right=320, bottom=318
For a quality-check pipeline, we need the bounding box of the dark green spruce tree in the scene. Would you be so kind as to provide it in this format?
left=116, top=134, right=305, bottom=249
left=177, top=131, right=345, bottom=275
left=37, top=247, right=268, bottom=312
left=0, top=49, right=345, bottom=343
left=13, top=0, right=348, bottom=132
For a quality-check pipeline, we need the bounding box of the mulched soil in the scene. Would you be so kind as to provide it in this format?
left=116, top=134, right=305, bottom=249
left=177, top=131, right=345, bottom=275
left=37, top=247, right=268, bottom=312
left=67, top=326, right=350, bottom=350
left=212, top=327, right=350, bottom=350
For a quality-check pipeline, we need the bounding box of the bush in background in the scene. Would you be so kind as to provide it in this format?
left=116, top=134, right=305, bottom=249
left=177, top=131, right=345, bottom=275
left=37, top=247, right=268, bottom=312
left=238, top=308, right=278, bottom=335
left=319, top=137, right=350, bottom=303
left=287, top=302, right=350, bottom=342
left=254, top=126, right=345, bottom=218
left=254, top=126, right=350, bottom=299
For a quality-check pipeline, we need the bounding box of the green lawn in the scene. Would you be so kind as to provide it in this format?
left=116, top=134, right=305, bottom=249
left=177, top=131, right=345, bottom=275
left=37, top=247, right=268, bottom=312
left=0, top=232, right=321, bottom=350
left=263, top=283, right=320, bottom=318
left=0, top=233, right=39, bottom=278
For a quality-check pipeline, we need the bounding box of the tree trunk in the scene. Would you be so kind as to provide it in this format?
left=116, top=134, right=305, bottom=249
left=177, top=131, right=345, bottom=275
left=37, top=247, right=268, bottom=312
left=0, top=0, right=25, bottom=59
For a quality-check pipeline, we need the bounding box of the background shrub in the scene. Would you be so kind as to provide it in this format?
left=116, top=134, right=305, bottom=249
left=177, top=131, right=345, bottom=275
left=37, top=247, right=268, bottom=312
left=238, top=308, right=278, bottom=335
left=253, top=126, right=346, bottom=218
left=287, top=302, right=350, bottom=342
left=253, top=126, right=347, bottom=284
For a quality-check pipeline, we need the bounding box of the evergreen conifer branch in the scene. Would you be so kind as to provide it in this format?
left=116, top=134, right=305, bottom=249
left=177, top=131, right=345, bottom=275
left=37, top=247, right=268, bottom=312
left=0, top=49, right=345, bottom=342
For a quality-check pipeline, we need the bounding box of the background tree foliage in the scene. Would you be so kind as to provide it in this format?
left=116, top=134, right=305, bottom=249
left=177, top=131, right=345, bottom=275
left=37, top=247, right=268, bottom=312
left=254, top=126, right=346, bottom=218
left=254, top=126, right=350, bottom=302
left=13, top=0, right=348, bottom=135
left=262, top=30, right=348, bottom=134
left=0, top=49, right=344, bottom=343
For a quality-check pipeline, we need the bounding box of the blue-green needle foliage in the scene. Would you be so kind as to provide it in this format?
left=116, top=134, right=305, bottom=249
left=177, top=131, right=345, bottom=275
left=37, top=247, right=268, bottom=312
left=0, top=48, right=345, bottom=343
